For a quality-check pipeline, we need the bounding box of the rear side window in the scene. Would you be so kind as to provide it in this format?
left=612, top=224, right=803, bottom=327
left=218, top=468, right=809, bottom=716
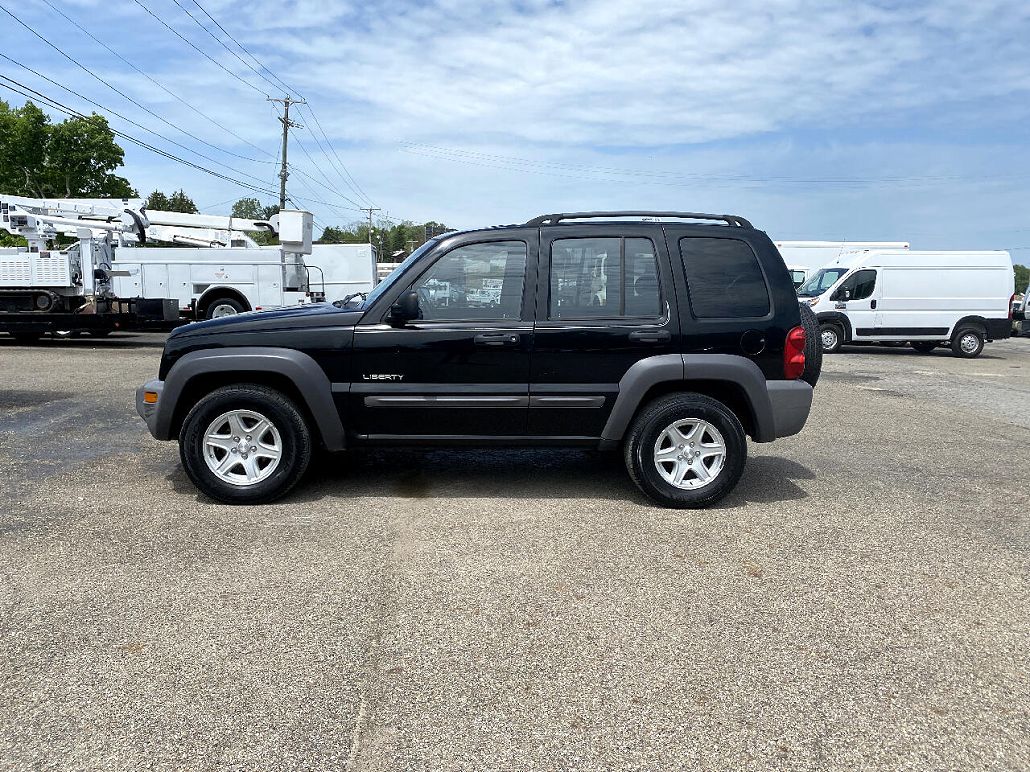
left=679, top=237, right=770, bottom=318
left=550, top=237, right=661, bottom=319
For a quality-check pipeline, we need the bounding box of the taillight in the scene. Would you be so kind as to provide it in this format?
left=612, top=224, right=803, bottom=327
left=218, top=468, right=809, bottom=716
left=784, top=325, right=806, bottom=379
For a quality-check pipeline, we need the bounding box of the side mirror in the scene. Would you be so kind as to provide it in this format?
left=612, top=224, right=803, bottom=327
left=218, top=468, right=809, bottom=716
left=389, top=291, right=420, bottom=326
left=844, top=289, right=852, bottom=300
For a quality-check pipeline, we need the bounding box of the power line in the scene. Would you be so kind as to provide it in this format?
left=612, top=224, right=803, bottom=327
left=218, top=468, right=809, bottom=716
left=127, top=0, right=269, bottom=98
left=0, top=53, right=275, bottom=189
left=167, top=0, right=283, bottom=95
left=297, top=105, right=375, bottom=206
left=0, top=2, right=271, bottom=172
left=0, top=75, right=278, bottom=197
left=172, top=0, right=377, bottom=206
left=188, top=0, right=298, bottom=96
left=33, top=0, right=274, bottom=164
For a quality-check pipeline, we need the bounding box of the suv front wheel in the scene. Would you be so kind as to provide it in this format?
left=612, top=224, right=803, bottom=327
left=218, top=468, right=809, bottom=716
left=179, top=384, right=313, bottom=504
left=624, top=393, right=747, bottom=508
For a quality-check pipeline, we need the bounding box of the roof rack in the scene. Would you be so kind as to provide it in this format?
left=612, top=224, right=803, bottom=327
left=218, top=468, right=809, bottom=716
left=524, top=211, right=754, bottom=228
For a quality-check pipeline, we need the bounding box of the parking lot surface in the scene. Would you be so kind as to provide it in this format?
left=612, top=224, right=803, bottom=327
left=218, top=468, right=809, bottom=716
left=1, top=334, right=1028, bottom=771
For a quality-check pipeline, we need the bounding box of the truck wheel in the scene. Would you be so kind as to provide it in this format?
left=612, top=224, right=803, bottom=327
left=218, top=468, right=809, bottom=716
left=205, top=297, right=245, bottom=319
left=911, top=341, right=937, bottom=353
left=179, top=384, right=313, bottom=504
left=951, top=328, right=984, bottom=358
left=819, top=323, right=844, bottom=354
left=797, top=303, right=822, bottom=387
left=623, top=393, right=747, bottom=509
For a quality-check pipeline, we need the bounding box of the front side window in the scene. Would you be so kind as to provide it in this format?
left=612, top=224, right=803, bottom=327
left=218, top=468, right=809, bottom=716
left=411, top=240, right=527, bottom=321
left=549, top=237, right=661, bottom=319
left=832, top=269, right=877, bottom=301
left=679, top=237, right=770, bottom=318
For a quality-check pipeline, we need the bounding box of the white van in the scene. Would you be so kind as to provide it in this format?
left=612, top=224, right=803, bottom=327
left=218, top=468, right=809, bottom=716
left=798, top=250, right=1015, bottom=358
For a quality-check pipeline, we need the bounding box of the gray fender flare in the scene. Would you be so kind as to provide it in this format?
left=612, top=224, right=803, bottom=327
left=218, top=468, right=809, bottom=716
left=600, top=353, right=776, bottom=444
left=155, top=347, right=345, bottom=450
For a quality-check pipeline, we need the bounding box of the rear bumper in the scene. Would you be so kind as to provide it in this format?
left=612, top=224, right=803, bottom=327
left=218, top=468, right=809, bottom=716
left=766, top=380, right=813, bottom=439
left=136, top=379, right=166, bottom=439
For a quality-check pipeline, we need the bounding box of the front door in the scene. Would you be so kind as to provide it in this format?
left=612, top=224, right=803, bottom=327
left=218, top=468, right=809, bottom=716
left=831, top=269, right=879, bottom=339
left=350, top=232, right=536, bottom=439
left=529, top=224, right=678, bottom=437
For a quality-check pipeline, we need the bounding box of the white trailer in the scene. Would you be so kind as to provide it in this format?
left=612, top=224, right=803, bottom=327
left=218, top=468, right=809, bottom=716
left=775, top=241, right=910, bottom=288
left=306, top=243, right=379, bottom=303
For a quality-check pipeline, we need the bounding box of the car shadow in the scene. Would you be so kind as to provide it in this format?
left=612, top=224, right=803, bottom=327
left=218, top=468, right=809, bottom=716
left=165, top=448, right=814, bottom=507
left=835, top=345, right=1004, bottom=360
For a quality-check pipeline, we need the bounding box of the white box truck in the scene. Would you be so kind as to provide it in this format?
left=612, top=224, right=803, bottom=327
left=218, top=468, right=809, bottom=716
left=798, top=250, right=1015, bottom=358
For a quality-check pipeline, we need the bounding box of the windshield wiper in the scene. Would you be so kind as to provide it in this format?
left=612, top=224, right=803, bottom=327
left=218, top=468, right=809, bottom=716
left=333, top=291, right=367, bottom=308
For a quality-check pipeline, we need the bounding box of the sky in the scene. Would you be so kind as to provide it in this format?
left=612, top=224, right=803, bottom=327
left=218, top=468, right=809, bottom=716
left=2, top=0, right=1030, bottom=258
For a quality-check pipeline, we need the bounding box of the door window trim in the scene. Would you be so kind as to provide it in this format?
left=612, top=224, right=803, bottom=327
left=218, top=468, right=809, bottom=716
left=545, top=235, right=665, bottom=323
left=376, top=237, right=531, bottom=324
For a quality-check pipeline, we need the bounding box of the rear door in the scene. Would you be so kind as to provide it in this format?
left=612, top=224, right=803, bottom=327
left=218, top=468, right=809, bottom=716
left=529, top=224, right=678, bottom=437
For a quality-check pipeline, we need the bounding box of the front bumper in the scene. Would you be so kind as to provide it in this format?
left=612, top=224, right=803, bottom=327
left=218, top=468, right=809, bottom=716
left=136, top=379, right=164, bottom=439
left=766, top=380, right=813, bottom=439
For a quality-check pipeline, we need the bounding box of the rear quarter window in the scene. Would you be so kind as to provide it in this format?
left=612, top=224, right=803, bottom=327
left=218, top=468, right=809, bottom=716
left=679, top=237, right=770, bottom=318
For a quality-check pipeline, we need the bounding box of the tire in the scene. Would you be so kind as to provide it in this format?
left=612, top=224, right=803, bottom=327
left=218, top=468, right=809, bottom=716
left=797, top=303, right=822, bottom=387
left=179, top=384, right=313, bottom=504
left=53, top=330, right=82, bottom=340
left=624, top=393, right=747, bottom=509
left=205, top=297, right=246, bottom=319
left=911, top=341, right=937, bottom=353
left=951, top=328, right=985, bottom=358
left=11, top=331, right=43, bottom=344
left=819, top=322, right=844, bottom=354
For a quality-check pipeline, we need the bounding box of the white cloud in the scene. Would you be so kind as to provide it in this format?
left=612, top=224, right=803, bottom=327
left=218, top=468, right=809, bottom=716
left=6, top=0, right=1030, bottom=253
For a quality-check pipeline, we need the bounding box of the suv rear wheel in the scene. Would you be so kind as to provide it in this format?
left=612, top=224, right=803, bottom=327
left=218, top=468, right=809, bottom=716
left=624, top=393, right=747, bottom=508
left=179, top=384, right=313, bottom=504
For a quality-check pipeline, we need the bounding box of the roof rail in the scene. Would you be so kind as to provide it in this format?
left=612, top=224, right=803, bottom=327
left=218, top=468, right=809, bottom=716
left=525, top=211, right=754, bottom=228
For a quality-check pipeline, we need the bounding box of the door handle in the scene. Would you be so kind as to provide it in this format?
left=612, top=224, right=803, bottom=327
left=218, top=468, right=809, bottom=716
left=870, top=299, right=877, bottom=310
left=628, top=329, right=671, bottom=343
left=474, top=332, right=520, bottom=346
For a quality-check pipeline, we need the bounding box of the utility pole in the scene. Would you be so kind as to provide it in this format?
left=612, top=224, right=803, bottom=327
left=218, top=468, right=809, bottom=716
left=268, top=96, right=306, bottom=211
left=360, top=206, right=381, bottom=246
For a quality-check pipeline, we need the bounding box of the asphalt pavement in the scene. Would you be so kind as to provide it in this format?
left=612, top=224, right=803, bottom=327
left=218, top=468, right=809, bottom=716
left=1, top=334, right=1028, bottom=770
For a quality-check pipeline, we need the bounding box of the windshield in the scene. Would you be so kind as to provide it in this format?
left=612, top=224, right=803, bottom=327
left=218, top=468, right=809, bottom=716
left=797, top=267, right=848, bottom=297
left=339, top=238, right=441, bottom=309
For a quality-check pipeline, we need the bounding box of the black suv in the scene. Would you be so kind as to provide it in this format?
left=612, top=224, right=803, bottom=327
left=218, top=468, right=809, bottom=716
left=137, top=212, right=818, bottom=508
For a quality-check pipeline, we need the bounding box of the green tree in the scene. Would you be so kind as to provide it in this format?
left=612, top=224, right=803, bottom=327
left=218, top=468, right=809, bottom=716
left=230, top=197, right=279, bottom=245
left=315, top=219, right=449, bottom=259
left=0, top=100, right=134, bottom=198
left=1015, top=264, right=1029, bottom=295
left=144, top=190, right=171, bottom=210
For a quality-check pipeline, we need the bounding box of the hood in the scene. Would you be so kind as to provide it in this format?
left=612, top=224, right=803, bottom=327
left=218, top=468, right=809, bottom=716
left=170, top=302, right=363, bottom=337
